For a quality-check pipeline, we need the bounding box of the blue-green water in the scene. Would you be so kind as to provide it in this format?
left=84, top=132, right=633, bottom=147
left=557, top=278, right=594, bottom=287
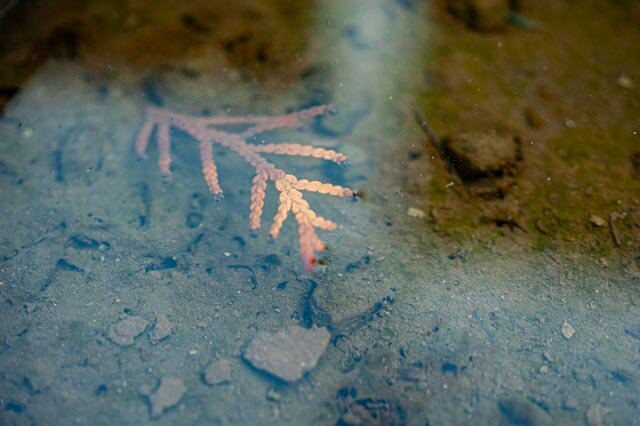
left=1, top=1, right=639, bottom=425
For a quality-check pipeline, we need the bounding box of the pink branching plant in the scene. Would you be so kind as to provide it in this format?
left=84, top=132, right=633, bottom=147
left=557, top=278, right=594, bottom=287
left=134, top=104, right=357, bottom=271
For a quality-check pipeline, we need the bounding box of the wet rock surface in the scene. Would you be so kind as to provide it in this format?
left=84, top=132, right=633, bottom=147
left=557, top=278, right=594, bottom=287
left=204, top=359, right=232, bottom=386
left=243, top=325, right=330, bottom=382
left=149, top=314, right=172, bottom=344
left=499, top=397, right=551, bottom=426
left=441, top=132, right=521, bottom=197
left=146, top=377, right=187, bottom=418
left=107, top=316, right=149, bottom=346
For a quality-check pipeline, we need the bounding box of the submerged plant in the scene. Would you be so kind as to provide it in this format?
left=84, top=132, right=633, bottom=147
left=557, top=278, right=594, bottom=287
left=134, top=104, right=356, bottom=271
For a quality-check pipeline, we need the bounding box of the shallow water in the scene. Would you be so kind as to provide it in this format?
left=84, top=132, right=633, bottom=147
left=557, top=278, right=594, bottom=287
left=1, top=1, right=639, bottom=425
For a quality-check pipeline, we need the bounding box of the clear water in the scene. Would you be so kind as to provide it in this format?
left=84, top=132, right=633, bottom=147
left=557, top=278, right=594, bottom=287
left=1, top=1, right=639, bottom=425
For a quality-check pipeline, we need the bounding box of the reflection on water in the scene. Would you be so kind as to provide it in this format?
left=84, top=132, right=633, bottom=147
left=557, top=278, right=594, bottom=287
left=1, top=0, right=639, bottom=424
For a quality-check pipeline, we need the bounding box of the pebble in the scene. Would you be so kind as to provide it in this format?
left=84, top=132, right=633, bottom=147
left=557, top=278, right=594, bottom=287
left=243, top=325, right=330, bottom=382
left=108, top=316, right=149, bottom=346
left=266, top=388, right=281, bottom=402
left=498, top=397, right=550, bottom=425
left=407, top=207, right=426, bottom=219
left=204, top=359, right=232, bottom=386
left=150, top=314, right=172, bottom=344
left=563, top=396, right=578, bottom=411
left=586, top=404, right=612, bottom=426
left=617, top=74, right=634, bottom=89
left=588, top=214, right=606, bottom=227
left=147, top=377, right=187, bottom=418
left=561, top=321, right=576, bottom=339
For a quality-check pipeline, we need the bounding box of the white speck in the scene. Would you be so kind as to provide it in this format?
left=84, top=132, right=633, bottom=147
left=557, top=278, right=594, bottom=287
left=224, top=252, right=231, bottom=257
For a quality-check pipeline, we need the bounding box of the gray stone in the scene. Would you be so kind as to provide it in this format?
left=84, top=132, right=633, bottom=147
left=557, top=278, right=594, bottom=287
left=150, top=314, right=172, bottom=344
left=108, top=315, right=149, bottom=346
left=204, top=359, right=232, bottom=386
left=243, top=325, right=330, bottom=382
left=147, top=377, right=187, bottom=418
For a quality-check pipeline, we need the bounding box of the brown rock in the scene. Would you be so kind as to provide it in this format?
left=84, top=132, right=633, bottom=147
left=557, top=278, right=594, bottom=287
left=442, top=132, right=518, bottom=180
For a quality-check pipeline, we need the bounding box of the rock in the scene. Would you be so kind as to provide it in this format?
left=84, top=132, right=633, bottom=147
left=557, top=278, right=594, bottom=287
left=407, top=207, right=426, bottom=219
left=561, top=321, right=576, bottom=339
left=447, top=0, right=509, bottom=31
left=150, top=314, right=172, bottom=344
left=498, top=397, right=551, bottom=426
left=441, top=132, right=520, bottom=197
left=586, top=404, right=612, bottom=426
left=243, top=325, right=330, bottom=382
left=589, top=214, right=606, bottom=227
left=108, top=315, right=148, bottom=346
left=147, top=377, right=187, bottom=418
left=617, top=74, right=634, bottom=89
left=562, top=396, right=578, bottom=411
left=443, top=132, right=517, bottom=179
left=266, top=388, right=281, bottom=402
left=204, top=359, right=232, bottom=386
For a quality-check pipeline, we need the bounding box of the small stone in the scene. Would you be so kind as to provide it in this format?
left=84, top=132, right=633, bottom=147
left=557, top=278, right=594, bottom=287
left=108, top=316, right=149, bottom=346
left=24, top=303, right=37, bottom=314
left=599, top=258, right=609, bottom=268
left=617, top=74, right=634, bottom=89
left=147, top=377, right=187, bottom=418
left=539, top=365, right=549, bottom=374
left=589, top=214, right=606, bottom=227
left=204, top=359, right=232, bottom=386
left=498, top=396, right=551, bottom=425
left=564, top=118, right=576, bottom=128
left=561, top=321, right=576, bottom=339
left=563, top=396, right=578, bottom=411
left=243, top=325, right=330, bottom=382
left=542, top=351, right=553, bottom=363
left=586, top=404, right=612, bottom=426
left=441, top=132, right=518, bottom=180
left=266, top=388, right=281, bottom=402
left=407, top=207, right=426, bottom=219
left=150, top=314, right=172, bottom=344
